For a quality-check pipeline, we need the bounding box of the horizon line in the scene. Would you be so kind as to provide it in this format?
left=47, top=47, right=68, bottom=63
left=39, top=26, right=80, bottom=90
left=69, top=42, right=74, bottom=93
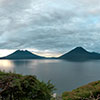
left=0, top=46, right=99, bottom=58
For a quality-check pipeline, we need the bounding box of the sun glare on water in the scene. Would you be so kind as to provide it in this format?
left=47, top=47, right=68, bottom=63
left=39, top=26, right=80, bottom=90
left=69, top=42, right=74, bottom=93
left=0, top=60, right=14, bottom=72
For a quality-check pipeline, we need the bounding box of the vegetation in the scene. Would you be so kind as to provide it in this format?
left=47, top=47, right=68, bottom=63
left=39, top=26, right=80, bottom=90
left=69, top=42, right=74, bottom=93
left=2, top=71, right=100, bottom=100
left=0, top=71, right=55, bottom=100
left=62, top=81, right=100, bottom=100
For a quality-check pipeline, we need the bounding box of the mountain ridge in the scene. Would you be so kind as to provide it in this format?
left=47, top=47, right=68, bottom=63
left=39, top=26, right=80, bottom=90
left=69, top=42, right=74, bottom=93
left=0, top=50, right=45, bottom=59
left=59, top=47, right=100, bottom=61
left=1, top=47, right=100, bottom=61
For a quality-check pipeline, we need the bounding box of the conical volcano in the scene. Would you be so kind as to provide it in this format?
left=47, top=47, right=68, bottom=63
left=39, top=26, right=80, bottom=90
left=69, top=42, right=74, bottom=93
left=1, top=50, right=45, bottom=59
left=59, top=47, right=100, bottom=61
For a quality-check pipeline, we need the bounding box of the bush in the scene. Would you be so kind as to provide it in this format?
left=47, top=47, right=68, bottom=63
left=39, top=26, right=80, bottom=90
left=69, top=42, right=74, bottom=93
left=62, top=81, right=100, bottom=100
left=0, top=71, right=55, bottom=100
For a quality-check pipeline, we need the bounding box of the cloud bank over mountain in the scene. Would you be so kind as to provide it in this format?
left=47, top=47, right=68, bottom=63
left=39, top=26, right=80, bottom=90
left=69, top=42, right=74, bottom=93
left=0, top=0, right=100, bottom=55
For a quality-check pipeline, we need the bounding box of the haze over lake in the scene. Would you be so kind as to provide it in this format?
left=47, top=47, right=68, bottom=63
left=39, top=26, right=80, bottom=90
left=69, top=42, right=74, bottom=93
left=1, top=59, right=100, bottom=93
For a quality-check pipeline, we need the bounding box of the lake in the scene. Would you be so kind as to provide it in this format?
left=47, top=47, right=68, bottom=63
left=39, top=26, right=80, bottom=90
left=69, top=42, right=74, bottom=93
left=0, top=59, right=100, bottom=94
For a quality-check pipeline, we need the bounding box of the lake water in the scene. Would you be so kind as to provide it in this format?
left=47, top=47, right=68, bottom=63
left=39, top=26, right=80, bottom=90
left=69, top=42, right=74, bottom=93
left=0, top=59, right=100, bottom=94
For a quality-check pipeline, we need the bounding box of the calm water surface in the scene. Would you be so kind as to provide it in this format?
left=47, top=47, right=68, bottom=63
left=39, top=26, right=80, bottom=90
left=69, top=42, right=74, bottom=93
left=0, top=59, right=100, bottom=93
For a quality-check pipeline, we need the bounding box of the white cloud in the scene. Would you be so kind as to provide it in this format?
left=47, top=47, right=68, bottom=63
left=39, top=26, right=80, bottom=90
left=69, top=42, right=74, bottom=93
left=0, top=0, right=100, bottom=56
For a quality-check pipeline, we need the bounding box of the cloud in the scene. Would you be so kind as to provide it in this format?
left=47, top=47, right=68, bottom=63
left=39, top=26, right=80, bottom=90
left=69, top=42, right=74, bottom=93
left=0, top=0, right=100, bottom=56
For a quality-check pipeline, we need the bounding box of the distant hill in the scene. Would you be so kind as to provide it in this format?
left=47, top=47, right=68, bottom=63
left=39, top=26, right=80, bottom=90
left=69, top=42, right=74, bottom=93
left=0, top=50, right=45, bottom=59
left=59, top=47, right=100, bottom=61
left=1, top=47, right=100, bottom=61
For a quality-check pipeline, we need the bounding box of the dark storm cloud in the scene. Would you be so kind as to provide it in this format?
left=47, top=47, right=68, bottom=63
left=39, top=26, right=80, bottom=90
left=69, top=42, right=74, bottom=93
left=0, top=0, right=100, bottom=54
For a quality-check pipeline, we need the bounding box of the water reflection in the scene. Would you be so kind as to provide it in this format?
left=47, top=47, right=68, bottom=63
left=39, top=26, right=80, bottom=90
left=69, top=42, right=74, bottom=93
left=12, top=59, right=60, bottom=66
left=0, top=60, right=14, bottom=72
left=29, top=60, right=60, bottom=68
left=11, top=60, right=61, bottom=75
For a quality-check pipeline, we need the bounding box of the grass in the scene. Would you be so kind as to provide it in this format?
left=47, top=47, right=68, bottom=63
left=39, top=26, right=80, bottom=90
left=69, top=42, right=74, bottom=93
left=62, top=81, right=100, bottom=100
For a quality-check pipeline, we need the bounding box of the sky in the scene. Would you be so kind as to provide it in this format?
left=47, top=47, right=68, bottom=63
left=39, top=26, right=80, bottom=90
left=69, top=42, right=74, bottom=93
left=0, top=0, right=100, bottom=57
